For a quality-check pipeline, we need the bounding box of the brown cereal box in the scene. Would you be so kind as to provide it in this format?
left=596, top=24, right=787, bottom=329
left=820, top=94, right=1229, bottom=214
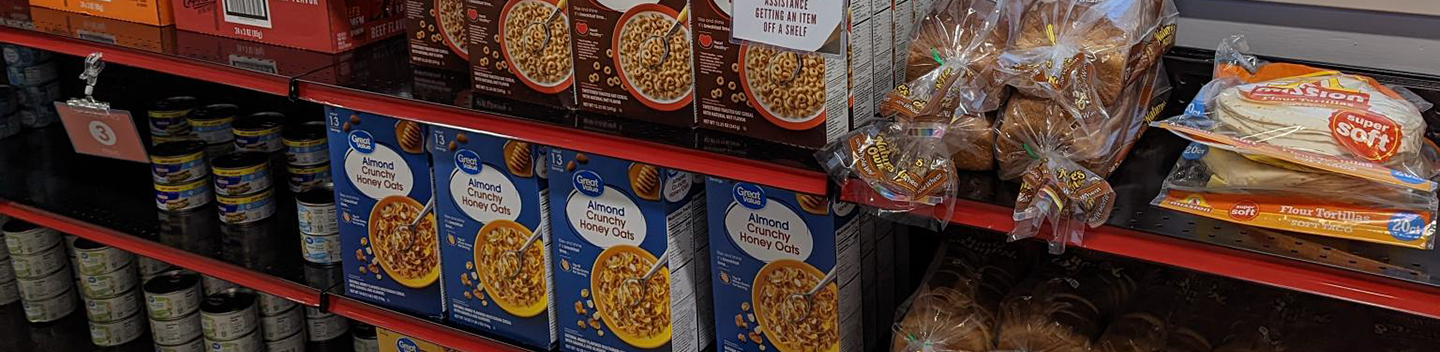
left=409, top=0, right=469, bottom=70
left=465, top=0, right=575, bottom=107
left=570, top=0, right=693, bottom=127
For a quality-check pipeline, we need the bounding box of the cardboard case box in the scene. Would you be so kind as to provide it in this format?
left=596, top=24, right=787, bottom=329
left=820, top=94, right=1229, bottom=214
left=173, top=0, right=405, bottom=53
left=30, top=0, right=173, bottom=26
left=30, top=6, right=176, bottom=53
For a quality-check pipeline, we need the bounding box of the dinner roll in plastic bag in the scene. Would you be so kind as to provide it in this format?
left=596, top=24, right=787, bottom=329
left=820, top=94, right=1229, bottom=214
left=1151, top=35, right=1439, bottom=249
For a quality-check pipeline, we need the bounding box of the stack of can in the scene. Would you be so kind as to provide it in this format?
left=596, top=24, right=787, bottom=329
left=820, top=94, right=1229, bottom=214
left=213, top=151, right=276, bottom=225
left=256, top=290, right=305, bottom=352
left=0, top=215, right=20, bottom=305
left=73, top=238, right=147, bottom=347
left=149, top=96, right=201, bottom=145
left=352, top=322, right=378, bottom=352
left=1, top=44, right=60, bottom=130
left=298, top=186, right=340, bottom=266
left=282, top=121, right=330, bottom=194
left=189, top=103, right=239, bottom=158
left=152, top=140, right=214, bottom=214
left=302, top=264, right=350, bottom=345
left=5, top=220, right=77, bottom=324
left=201, top=288, right=262, bottom=352
left=145, top=270, right=204, bottom=352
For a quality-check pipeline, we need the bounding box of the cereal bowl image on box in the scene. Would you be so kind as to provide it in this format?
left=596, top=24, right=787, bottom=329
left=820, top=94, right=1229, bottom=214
left=738, top=44, right=826, bottom=130
left=549, top=149, right=712, bottom=352
left=326, top=107, right=443, bottom=319
left=431, top=126, right=557, bottom=349
left=500, top=0, right=575, bottom=93
left=707, top=178, right=861, bottom=352
left=612, top=3, right=695, bottom=111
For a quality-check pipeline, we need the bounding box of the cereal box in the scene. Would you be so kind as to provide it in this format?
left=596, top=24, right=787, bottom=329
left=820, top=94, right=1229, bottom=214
left=569, top=0, right=694, bottom=127
left=408, top=0, right=468, bottom=70
left=548, top=149, right=713, bottom=352
left=464, top=0, right=576, bottom=107
left=326, top=106, right=444, bottom=319
left=431, top=126, right=557, bottom=349
left=706, top=178, right=863, bottom=352
left=377, top=328, right=449, bottom=352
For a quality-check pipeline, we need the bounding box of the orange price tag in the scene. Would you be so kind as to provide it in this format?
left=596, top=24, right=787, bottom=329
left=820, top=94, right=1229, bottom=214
left=54, top=102, right=147, bottom=163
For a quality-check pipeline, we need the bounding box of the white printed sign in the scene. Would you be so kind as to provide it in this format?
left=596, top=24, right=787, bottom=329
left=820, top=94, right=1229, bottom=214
left=731, top=0, right=844, bottom=54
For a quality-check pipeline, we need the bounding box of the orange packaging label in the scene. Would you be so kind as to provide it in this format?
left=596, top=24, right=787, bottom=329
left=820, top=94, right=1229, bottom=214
left=1241, top=78, right=1372, bottom=110
left=1157, top=189, right=1434, bottom=249
left=1157, top=122, right=1436, bottom=192
left=1329, top=110, right=1401, bottom=162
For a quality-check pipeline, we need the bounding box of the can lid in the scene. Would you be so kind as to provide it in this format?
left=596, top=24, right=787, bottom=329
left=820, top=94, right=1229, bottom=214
left=234, top=112, right=285, bottom=131
left=351, top=321, right=377, bottom=338
left=211, top=152, right=269, bottom=169
left=71, top=237, right=108, bottom=250
left=143, top=270, right=200, bottom=294
left=150, top=141, right=208, bottom=158
left=1, top=218, right=39, bottom=233
left=281, top=122, right=326, bottom=142
left=296, top=187, right=335, bottom=205
left=188, top=104, right=239, bottom=121
left=151, top=96, right=199, bottom=111
left=201, top=288, right=257, bottom=313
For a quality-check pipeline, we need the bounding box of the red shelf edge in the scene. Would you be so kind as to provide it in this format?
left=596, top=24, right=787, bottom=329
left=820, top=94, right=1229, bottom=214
left=296, top=81, right=829, bottom=195
left=840, top=181, right=1440, bottom=320
left=328, top=295, right=531, bottom=352
left=0, top=200, right=322, bottom=306
left=0, top=26, right=291, bottom=96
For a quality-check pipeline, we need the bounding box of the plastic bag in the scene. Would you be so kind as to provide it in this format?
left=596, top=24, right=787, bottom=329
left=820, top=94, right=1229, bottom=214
left=1151, top=35, right=1440, bottom=249
left=882, top=0, right=1012, bottom=119
left=820, top=120, right=958, bottom=226
left=892, top=236, right=1034, bottom=352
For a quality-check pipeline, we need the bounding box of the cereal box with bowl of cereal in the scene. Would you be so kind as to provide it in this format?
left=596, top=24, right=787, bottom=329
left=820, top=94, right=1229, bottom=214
left=431, top=125, right=557, bottom=349
left=706, top=178, right=863, bottom=352
left=548, top=149, right=713, bottom=352
left=570, top=0, right=695, bottom=126
left=467, top=0, right=577, bottom=107
left=327, top=106, right=445, bottom=318
left=408, top=0, right=470, bottom=70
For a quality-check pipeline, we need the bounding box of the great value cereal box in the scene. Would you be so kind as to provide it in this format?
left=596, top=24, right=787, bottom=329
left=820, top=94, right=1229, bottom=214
left=431, top=126, right=557, bottom=349
left=548, top=149, right=713, bottom=352
left=327, top=106, right=444, bottom=318
left=706, top=178, right=862, bottom=352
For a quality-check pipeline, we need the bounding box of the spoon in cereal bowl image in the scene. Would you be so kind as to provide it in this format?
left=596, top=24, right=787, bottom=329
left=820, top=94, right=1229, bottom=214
left=618, top=246, right=668, bottom=308
left=367, top=196, right=441, bottom=289
left=591, top=245, right=672, bottom=348
left=639, top=4, right=690, bottom=70
left=613, top=3, right=695, bottom=111
left=499, top=228, right=544, bottom=279
left=397, top=197, right=436, bottom=251
left=739, top=44, right=827, bottom=131
left=782, top=266, right=836, bottom=323
left=501, top=0, right=575, bottom=93
left=753, top=260, right=840, bottom=352
left=521, top=0, right=568, bottom=55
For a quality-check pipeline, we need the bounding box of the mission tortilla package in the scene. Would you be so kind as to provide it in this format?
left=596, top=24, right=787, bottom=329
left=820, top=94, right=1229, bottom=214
left=1153, top=36, right=1439, bottom=249
left=706, top=177, right=863, bottom=352
left=431, top=126, right=556, bottom=348
left=327, top=107, right=445, bottom=318
left=547, top=149, right=713, bottom=352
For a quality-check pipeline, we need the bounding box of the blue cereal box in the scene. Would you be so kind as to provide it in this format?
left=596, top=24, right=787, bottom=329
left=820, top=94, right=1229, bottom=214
left=326, top=106, right=444, bottom=318
left=431, top=126, right=557, bottom=349
left=706, top=178, right=863, bottom=352
left=548, top=149, right=713, bottom=352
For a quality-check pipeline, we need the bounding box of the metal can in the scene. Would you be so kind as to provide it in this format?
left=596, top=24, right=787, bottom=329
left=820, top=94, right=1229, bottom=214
left=233, top=113, right=285, bottom=154
left=149, top=96, right=199, bottom=136
left=212, top=152, right=271, bottom=197
left=0, top=279, right=18, bottom=305
left=205, top=329, right=261, bottom=352
left=259, top=305, right=304, bottom=341
left=155, top=337, right=206, bottom=352
left=301, top=264, right=342, bottom=293
left=203, top=275, right=238, bottom=295
left=73, top=238, right=135, bottom=276
left=150, top=311, right=203, bottom=345
left=83, top=288, right=141, bottom=321
left=256, top=292, right=297, bottom=316
left=296, top=188, right=338, bottom=235
left=138, top=256, right=173, bottom=279
left=201, top=288, right=259, bottom=341
left=145, top=270, right=202, bottom=319
left=155, top=178, right=213, bottom=212
left=89, top=311, right=146, bottom=346
left=77, top=264, right=137, bottom=299
left=286, top=164, right=331, bottom=193
left=151, top=141, right=210, bottom=184
left=305, top=313, right=349, bottom=342
left=3, top=220, right=60, bottom=255
left=9, top=244, right=64, bottom=278
left=217, top=189, right=276, bottom=225
left=188, top=104, right=238, bottom=145
left=300, top=233, right=341, bottom=265
left=282, top=122, right=328, bottom=166
left=22, top=287, right=76, bottom=323
left=352, top=322, right=378, bottom=352
left=265, top=331, right=306, bottom=352
left=16, top=266, right=72, bottom=300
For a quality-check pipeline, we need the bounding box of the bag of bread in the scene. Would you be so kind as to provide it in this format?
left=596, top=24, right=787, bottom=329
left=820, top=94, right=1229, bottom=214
left=881, top=0, right=1011, bottom=118
left=1151, top=35, right=1439, bottom=249
left=892, top=236, right=1035, bottom=352
left=819, top=120, right=960, bottom=226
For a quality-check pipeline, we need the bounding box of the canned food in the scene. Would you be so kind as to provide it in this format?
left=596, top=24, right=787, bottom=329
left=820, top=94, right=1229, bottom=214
left=256, top=292, right=297, bottom=316
left=205, top=329, right=261, bottom=352
left=260, top=306, right=304, bottom=341
left=352, top=322, right=378, bottom=352
left=282, top=122, right=328, bottom=166
left=2, top=45, right=55, bottom=66
left=201, top=289, right=259, bottom=341
left=145, top=270, right=202, bottom=319
left=301, top=264, right=342, bottom=293
left=296, top=188, right=338, bottom=235
left=188, top=104, right=238, bottom=145
left=22, top=287, right=76, bottom=323
left=305, top=313, right=349, bottom=342
left=17, top=267, right=72, bottom=300
left=155, top=337, right=206, bottom=352
left=9, top=244, right=64, bottom=278
left=206, top=143, right=234, bottom=160
left=155, top=179, right=213, bottom=212
left=138, top=256, right=173, bottom=279
left=83, top=288, right=141, bottom=321
left=152, top=141, right=210, bottom=184
left=89, top=311, right=146, bottom=346
left=3, top=220, right=61, bottom=255
left=0, top=279, right=18, bottom=305
left=0, top=258, right=13, bottom=283
left=6, top=62, right=57, bottom=86
left=149, top=96, right=199, bottom=136
left=203, top=275, right=238, bottom=295
left=78, top=264, right=137, bottom=298
left=286, top=164, right=331, bottom=193
left=300, top=233, right=341, bottom=265
left=73, top=238, right=135, bottom=276
left=303, top=306, right=331, bottom=319
left=212, top=152, right=271, bottom=197
left=233, top=113, right=284, bottom=154
left=217, top=189, right=276, bottom=225
left=265, top=330, right=306, bottom=352
left=150, top=311, right=203, bottom=345
left=153, top=134, right=203, bottom=145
